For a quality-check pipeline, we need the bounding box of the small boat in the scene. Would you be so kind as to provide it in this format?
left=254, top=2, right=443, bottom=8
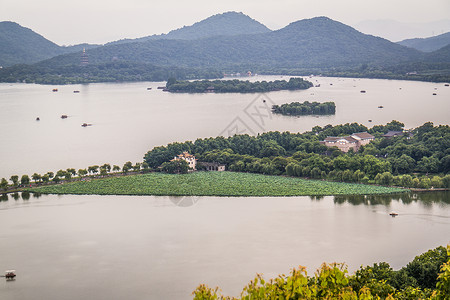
left=378, top=106, right=384, bottom=108
left=4, top=270, right=16, bottom=279
left=147, top=87, right=152, bottom=90
left=360, top=90, right=366, bottom=93
left=162, top=88, right=169, bottom=92
left=389, top=212, right=398, bottom=217
left=432, top=93, right=437, bottom=95
left=81, top=123, right=92, bottom=127
left=73, top=90, right=80, bottom=93
left=445, top=84, right=449, bottom=87
left=262, top=99, right=266, bottom=103
left=36, top=117, right=40, bottom=121
left=368, top=119, right=372, bottom=122
left=157, top=86, right=165, bottom=89
left=330, top=83, right=333, bottom=85
left=61, top=115, right=68, bottom=119
left=52, top=88, right=58, bottom=92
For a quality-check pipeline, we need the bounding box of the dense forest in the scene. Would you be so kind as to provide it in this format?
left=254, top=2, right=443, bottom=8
left=193, top=246, right=450, bottom=299
left=165, top=77, right=313, bottom=93
left=0, top=62, right=223, bottom=84
left=144, top=121, right=450, bottom=188
left=272, top=101, right=336, bottom=116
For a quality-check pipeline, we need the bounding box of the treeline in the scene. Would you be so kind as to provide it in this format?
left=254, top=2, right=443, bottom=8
left=272, top=101, right=336, bottom=116
left=0, top=161, right=150, bottom=192
left=259, top=62, right=450, bottom=83
left=165, top=77, right=313, bottom=93
left=144, top=121, right=450, bottom=188
left=0, top=62, right=223, bottom=85
left=194, top=246, right=450, bottom=299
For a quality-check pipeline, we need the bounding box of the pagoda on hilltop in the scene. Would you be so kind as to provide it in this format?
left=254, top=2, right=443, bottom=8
left=80, top=48, right=89, bottom=66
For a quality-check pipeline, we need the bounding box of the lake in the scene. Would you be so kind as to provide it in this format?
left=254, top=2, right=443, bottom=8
left=0, top=192, right=449, bottom=300
left=0, top=76, right=449, bottom=178
left=0, top=77, right=449, bottom=299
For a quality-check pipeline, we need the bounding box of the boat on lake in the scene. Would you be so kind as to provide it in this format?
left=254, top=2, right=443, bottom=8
left=52, top=89, right=58, bottom=92
left=81, top=123, right=92, bottom=127
left=378, top=106, right=384, bottom=108
left=4, top=270, right=16, bottom=279
left=360, top=90, right=366, bottom=93
left=61, top=115, right=68, bottom=119
left=389, top=212, right=398, bottom=217
left=73, top=90, right=80, bottom=93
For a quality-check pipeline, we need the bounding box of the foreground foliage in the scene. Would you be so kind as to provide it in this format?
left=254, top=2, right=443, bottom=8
left=193, top=246, right=450, bottom=299
left=27, top=172, right=404, bottom=196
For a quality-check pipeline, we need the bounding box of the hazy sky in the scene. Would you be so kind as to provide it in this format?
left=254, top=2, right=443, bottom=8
left=2, top=0, right=449, bottom=45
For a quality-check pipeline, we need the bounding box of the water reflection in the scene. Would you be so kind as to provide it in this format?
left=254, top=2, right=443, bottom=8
left=11, top=192, right=19, bottom=200
left=21, top=191, right=30, bottom=200
left=334, top=192, right=450, bottom=206
left=0, top=193, right=8, bottom=201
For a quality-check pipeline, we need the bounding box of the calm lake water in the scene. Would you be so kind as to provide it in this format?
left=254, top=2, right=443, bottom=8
left=0, top=77, right=449, bottom=299
left=0, top=192, right=449, bottom=300
left=0, top=76, right=449, bottom=178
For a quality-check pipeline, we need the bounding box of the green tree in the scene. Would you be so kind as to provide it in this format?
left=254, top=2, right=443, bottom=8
left=10, top=175, right=19, bottom=187
left=100, top=163, right=111, bottom=173
left=0, top=178, right=8, bottom=191
left=77, top=169, right=88, bottom=177
left=112, top=165, right=121, bottom=173
left=88, top=165, right=99, bottom=175
left=66, top=168, right=76, bottom=177
left=31, top=173, right=41, bottom=183
left=20, top=174, right=30, bottom=185
left=161, top=159, right=189, bottom=174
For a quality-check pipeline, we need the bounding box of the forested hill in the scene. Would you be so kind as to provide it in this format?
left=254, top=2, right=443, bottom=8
left=42, top=17, right=423, bottom=69
left=0, top=21, right=99, bottom=67
left=108, top=11, right=271, bottom=45
left=0, top=21, right=62, bottom=66
left=398, top=32, right=450, bottom=52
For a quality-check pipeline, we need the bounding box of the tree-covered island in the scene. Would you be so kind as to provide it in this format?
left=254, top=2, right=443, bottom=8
left=165, top=77, right=313, bottom=93
left=272, top=101, right=336, bottom=116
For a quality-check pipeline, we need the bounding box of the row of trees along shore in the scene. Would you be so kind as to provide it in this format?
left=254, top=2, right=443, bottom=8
left=165, top=77, right=313, bottom=93
left=0, top=161, right=150, bottom=192
left=2, top=121, right=449, bottom=192
left=144, top=121, right=450, bottom=189
left=194, top=245, right=450, bottom=300
left=272, top=101, right=336, bottom=116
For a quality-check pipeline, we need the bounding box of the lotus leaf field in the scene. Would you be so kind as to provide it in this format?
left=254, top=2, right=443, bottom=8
left=28, top=172, right=406, bottom=196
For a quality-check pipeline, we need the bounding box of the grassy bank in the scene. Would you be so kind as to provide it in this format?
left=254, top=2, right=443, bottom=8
left=27, top=172, right=406, bottom=196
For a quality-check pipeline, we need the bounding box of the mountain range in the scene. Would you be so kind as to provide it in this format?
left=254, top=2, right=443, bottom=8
left=107, top=12, right=270, bottom=45
left=1, top=12, right=450, bottom=83
left=0, top=21, right=99, bottom=67
left=397, top=32, right=450, bottom=52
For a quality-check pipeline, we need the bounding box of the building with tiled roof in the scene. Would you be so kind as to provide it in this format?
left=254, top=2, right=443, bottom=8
left=322, top=132, right=374, bottom=152
left=172, top=152, right=197, bottom=170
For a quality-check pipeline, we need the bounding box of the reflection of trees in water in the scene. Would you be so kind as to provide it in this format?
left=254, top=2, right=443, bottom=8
left=32, top=192, right=42, bottom=199
left=334, top=192, right=450, bottom=206
left=11, top=193, right=20, bottom=200
left=309, top=195, right=325, bottom=202
left=0, top=194, right=8, bottom=201
left=21, top=191, right=30, bottom=200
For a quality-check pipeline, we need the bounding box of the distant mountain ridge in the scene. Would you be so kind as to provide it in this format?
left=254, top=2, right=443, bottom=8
left=44, top=16, right=423, bottom=69
left=108, top=11, right=270, bottom=45
left=0, top=21, right=99, bottom=67
left=397, top=32, right=450, bottom=52
left=354, top=19, right=450, bottom=42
